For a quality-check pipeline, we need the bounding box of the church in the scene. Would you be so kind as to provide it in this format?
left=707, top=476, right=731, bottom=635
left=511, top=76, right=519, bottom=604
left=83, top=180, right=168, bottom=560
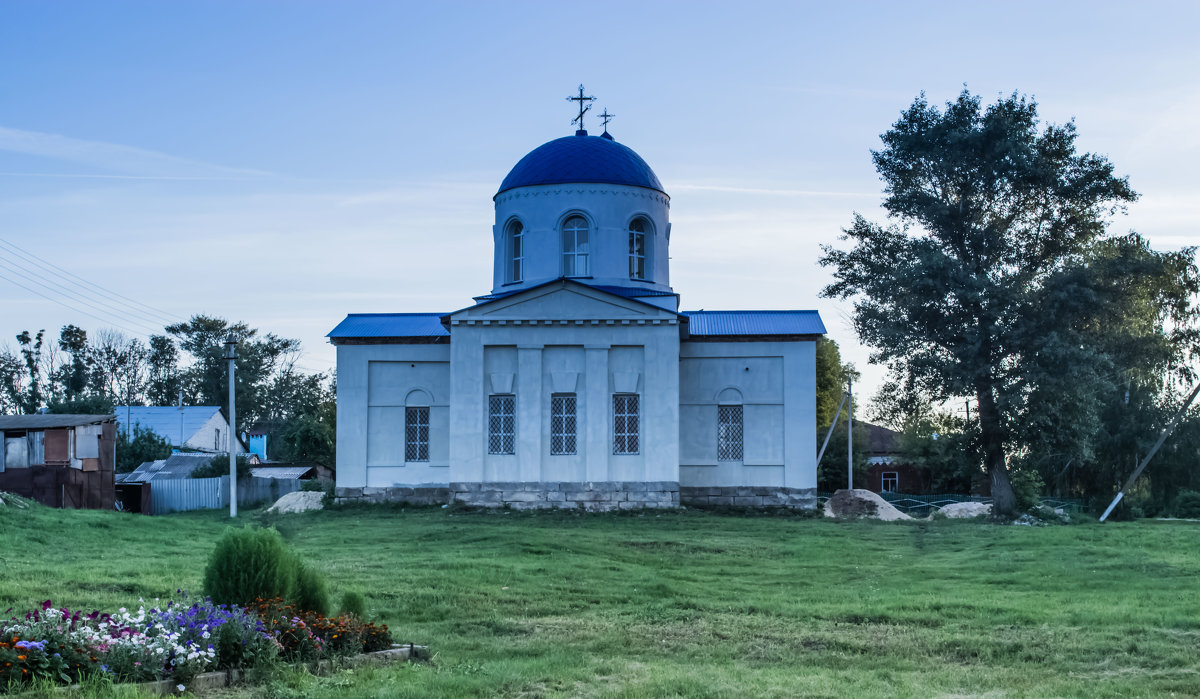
left=329, top=95, right=825, bottom=510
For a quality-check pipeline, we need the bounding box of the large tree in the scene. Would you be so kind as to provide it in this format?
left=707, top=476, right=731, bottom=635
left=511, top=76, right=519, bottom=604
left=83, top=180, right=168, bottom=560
left=820, top=90, right=1196, bottom=518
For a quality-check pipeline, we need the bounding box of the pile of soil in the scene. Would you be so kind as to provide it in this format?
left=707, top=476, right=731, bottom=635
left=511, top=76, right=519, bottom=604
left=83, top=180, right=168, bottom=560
left=825, top=489, right=911, bottom=521
left=267, top=491, right=324, bottom=514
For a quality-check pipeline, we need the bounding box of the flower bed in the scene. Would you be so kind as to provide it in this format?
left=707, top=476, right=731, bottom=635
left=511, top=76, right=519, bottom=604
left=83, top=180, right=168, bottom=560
left=0, top=592, right=394, bottom=693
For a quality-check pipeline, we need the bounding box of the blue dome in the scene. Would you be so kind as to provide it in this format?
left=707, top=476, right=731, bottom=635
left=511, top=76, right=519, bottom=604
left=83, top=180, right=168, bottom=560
left=496, top=132, right=665, bottom=197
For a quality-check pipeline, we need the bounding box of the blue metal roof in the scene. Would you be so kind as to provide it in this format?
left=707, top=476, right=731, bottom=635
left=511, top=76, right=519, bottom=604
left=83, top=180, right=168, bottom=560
left=327, top=313, right=449, bottom=339
left=497, top=132, right=665, bottom=196
left=115, top=406, right=222, bottom=444
left=683, top=311, right=825, bottom=336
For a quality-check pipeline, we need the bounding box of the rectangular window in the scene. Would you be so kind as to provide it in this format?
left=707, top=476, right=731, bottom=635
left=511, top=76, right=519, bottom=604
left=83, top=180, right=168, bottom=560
left=629, top=230, right=646, bottom=280
left=550, top=393, right=577, bottom=455
left=510, top=228, right=524, bottom=282
left=612, top=393, right=640, bottom=455
left=882, top=472, right=899, bottom=492
left=405, top=407, right=430, bottom=462
left=488, top=395, right=516, bottom=455
left=717, top=405, right=743, bottom=461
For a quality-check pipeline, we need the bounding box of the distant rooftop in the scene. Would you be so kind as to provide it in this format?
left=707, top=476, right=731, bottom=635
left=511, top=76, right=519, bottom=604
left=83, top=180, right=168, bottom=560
left=0, top=414, right=114, bottom=430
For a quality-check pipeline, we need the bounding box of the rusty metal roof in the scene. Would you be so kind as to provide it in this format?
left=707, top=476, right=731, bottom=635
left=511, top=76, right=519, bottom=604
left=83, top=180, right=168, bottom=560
left=0, top=414, right=114, bottom=430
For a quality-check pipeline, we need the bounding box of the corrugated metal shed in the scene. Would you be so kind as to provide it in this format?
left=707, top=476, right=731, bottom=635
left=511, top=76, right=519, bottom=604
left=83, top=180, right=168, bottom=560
left=114, top=406, right=223, bottom=444
left=0, top=414, right=114, bottom=430
left=122, top=453, right=216, bottom=482
left=327, top=313, right=449, bottom=339
left=683, top=310, right=826, bottom=337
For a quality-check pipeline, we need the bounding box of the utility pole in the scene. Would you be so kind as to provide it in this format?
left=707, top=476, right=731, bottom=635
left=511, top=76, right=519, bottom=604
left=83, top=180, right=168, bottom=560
left=847, top=376, right=854, bottom=490
left=1100, top=381, right=1200, bottom=522
left=178, top=389, right=184, bottom=451
left=224, top=334, right=239, bottom=518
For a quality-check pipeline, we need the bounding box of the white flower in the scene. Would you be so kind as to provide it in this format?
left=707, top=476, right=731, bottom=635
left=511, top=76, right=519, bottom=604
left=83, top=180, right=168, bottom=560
left=176, top=684, right=186, bottom=692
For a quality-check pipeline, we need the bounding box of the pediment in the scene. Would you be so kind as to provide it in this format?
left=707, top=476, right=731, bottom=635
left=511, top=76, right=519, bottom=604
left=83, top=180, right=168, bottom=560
left=449, top=282, right=678, bottom=325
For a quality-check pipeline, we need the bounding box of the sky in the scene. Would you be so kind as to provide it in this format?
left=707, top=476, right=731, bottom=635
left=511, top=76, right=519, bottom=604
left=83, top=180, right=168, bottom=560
left=2, top=0, right=1199, bottom=405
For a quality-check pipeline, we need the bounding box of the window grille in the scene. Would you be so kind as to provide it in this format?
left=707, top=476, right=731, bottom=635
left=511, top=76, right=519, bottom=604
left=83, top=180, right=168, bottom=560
left=562, top=215, right=590, bottom=276
left=488, top=395, right=516, bottom=454
left=717, top=405, right=743, bottom=461
left=508, top=220, right=524, bottom=283
left=405, top=406, right=430, bottom=462
left=613, top=393, right=640, bottom=455
left=628, top=218, right=647, bottom=280
left=882, top=472, right=899, bottom=492
left=550, top=393, right=577, bottom=455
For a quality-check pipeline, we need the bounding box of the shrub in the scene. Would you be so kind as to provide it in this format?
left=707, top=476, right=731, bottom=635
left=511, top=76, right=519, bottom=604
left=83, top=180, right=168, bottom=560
left=1010, top=468, right=1044, bottom=513
left=191, top=454, right=254, bottom=480
left=294, top=564, right=331, bottom=617
left=339, top=591, right=367, bottom=619
left=300, top=479, right=325, bottom=492
left=1175, top=490, right=1200, bottom=518
left=203, top=527, right=299, bottom=608
left=203, top=527, right=332, bottom=615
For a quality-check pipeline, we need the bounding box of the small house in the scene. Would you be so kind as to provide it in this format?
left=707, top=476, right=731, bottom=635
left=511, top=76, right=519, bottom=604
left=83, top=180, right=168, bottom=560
left=114, top=406, right=246, bottom=454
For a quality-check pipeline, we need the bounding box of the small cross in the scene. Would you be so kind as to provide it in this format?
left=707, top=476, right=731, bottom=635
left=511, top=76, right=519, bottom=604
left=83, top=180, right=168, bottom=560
left=599, top=108, right=614, bottom=133
left=566, top=84, right=595, bottom=131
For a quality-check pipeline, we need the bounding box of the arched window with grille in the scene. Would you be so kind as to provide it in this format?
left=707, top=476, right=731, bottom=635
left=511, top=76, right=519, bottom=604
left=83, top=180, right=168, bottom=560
left=505, top=219, right=524, bottom=283
left=561, top=215, right=590, bottom=277
left=716, top=388, right=743, bottom=462
left=628, top=217, right=650, bottom=280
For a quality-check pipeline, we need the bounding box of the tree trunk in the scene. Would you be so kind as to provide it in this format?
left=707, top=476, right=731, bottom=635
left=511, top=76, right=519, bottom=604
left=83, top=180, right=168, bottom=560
left=976, top=380, right=1017, bottom=519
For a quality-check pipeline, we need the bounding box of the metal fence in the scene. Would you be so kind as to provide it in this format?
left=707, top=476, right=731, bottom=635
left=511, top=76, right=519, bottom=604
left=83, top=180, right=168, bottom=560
left=817, top=491, right=1086, bottom=517
left=150, top=476, right=302, bottom=515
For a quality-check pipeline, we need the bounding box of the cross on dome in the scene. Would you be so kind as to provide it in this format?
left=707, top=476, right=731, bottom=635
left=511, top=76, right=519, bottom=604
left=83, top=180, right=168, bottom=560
left=566, top=84, right=595, bottom=133
left=599, top=108, right=614, bottom=133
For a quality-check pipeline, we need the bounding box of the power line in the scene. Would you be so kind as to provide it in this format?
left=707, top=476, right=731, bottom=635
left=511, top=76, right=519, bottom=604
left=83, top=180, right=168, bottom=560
left=0, top=255, right=163, bottom=335
left=0, top=254, right=169, bottom=333
left=0, top=238, right=182, bottom=325
left=0, top=267, right=152, bottom=338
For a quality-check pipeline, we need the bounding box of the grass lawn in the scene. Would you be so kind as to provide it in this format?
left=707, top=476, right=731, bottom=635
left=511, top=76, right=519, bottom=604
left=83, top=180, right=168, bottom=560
left=2, top=502, right=1198, bottom=698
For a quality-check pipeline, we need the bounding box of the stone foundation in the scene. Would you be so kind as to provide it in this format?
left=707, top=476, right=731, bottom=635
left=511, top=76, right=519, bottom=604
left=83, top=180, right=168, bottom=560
left=679, top=486, right=817, bottom=510
left=452, top=481, right=679, bottom=511
left=336, top=483, right=814, bottom=510
left=334, top=485, right=451, bottom=506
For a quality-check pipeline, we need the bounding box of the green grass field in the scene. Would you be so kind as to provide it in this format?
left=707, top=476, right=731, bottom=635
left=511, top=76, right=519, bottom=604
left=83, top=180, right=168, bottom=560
left=2, top=501, right=1198, bottom=698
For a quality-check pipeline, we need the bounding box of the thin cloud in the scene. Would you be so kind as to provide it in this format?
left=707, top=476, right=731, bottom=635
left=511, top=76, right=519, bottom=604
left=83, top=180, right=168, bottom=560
left=0, top=125, right=270, bottom=179
left=673, top=183, right=878, bottom=198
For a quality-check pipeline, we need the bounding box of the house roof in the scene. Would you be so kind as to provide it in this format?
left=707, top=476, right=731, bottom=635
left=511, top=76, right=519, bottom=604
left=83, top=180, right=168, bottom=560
left=327, top=290, right=826, bottom=342
left=327, top=313, right=449, bottom=340
left=251, top=466, right=317, bottom=479
left=114, top=406, right=223, bottom=443
left=682, top=310, right=826, bottom=337
left=0, top=414, right=114, bottom=430
left=121, top=452, right=217, bottom=482
left=861, top=422, right=901, bottom=454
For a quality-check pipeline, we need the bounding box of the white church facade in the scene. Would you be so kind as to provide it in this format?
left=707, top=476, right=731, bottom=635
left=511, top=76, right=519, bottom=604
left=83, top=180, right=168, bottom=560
left=330, top=119, right=824, bottom=510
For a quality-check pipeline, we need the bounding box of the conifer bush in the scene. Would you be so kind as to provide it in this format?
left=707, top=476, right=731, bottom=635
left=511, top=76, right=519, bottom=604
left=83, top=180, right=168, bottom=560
left=203, top=527, right=300, bottom=608
left=340, top=591, right=367, bottom=619
left=294, top=563, right=331, bottom=616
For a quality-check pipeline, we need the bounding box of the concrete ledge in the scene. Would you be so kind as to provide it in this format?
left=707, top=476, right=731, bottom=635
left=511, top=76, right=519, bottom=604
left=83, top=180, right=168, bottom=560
left=80, top=643, right=428, bottom=695
left=680, top=486, right=817, bottom=510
